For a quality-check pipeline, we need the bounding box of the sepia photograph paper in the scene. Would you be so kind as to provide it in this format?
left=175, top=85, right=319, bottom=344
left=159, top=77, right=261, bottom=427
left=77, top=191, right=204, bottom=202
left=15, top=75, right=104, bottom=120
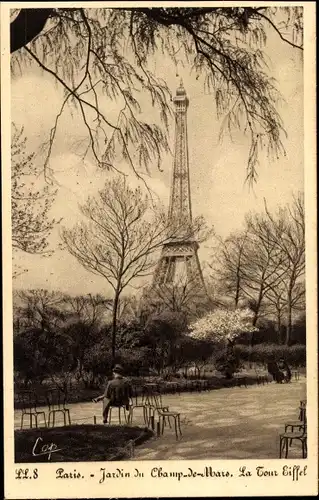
left=1, top=1, right=318, bottom=498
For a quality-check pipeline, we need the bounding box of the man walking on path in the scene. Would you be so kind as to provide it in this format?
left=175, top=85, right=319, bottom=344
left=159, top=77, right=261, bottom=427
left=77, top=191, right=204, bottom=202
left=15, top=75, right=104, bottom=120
left=93, top=364, right=132, bottom=424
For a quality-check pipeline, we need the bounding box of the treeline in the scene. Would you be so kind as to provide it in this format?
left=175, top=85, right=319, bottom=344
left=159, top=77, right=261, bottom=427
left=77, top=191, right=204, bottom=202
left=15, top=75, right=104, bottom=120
left=210, top=193, right=305, bottom=345
left=13, top=291, right=213, bottom=387
left=13, top=289, right=306, bottom=389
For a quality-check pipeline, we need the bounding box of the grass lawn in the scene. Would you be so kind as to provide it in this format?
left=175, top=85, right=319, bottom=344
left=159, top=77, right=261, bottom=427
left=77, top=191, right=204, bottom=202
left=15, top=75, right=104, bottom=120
left=15, top=424, right=153, bottom=462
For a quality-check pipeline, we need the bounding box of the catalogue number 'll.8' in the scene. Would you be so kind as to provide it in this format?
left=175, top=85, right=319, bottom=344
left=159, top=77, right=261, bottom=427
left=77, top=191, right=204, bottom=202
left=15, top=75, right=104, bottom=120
left=15, top=468, right=38, bottom=480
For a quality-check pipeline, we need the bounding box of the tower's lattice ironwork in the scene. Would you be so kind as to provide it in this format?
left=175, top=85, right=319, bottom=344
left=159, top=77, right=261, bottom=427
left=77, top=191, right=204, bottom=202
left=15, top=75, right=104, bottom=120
left=152, top=81, right=207, bottom=296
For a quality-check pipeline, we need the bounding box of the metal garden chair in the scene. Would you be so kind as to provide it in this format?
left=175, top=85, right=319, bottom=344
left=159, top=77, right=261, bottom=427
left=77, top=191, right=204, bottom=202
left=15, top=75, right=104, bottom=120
left=108, top=404, right=130, bottom=425
left=46, top=389, right=71, bottom=427
left=280, top=401, right=307, bottom=458
left=18, top=390, right=47, bottom=429
left=146, top=392, right=170, bottom=429
left=158, top=408, right=182, bottom=440
left=279, top=427, right=307, bottom=459
left=127, top=389, right=148, bottom=425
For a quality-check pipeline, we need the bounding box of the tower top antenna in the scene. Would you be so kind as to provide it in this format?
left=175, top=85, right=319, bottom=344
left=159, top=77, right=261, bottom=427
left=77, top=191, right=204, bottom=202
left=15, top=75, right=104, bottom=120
left=176, top=78, right=186, bottom=97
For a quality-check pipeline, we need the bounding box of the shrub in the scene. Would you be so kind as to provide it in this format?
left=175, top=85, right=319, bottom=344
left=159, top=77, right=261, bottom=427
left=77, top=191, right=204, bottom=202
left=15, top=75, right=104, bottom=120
left=233, top=344, right=251, bottom=361
left=234, top=342, right=306, bottom=367
left=14, top=328, right=76, bottom=387
left=215, top=341, right=241, bottom=379
left=81, top=341, right=113, bottom=388
left=117, top=347, right=152, bottom=376
left=284, top=344, right=306, bottom=366
left=251, top=343, right=284, bottom=363
left=64, top=320, right=103, bottom=374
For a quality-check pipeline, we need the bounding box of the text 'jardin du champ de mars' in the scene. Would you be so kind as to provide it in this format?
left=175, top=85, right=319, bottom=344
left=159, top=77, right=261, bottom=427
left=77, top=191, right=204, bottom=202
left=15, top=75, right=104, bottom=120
left=55, top=464, right=307, bottom=483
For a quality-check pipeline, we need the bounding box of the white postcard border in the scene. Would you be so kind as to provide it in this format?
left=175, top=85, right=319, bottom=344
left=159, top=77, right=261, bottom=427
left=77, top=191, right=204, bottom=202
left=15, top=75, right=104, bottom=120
left=1, top=2, right=317, bottom=498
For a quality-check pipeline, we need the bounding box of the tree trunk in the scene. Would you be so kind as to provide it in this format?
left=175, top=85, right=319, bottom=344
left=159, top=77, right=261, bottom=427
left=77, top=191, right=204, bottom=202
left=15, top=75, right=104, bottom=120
left=285, top=294, right=292, bottom=345
left=250, top=315, right=258, bottom=347
left=234, top=288, right=239, bottom=308
left=252, top=308, right=259, bottom=327
left=111, top=290, right=120, bottom=365
left=250, top=289, right=263, bottom=347
left=276, top=308, right=282, bottom=344
left=234, top=268, right=240, bottom=307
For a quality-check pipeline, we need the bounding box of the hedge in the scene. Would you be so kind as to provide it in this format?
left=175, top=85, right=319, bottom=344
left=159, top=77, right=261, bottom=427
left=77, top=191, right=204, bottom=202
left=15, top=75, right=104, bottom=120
left=234, top=343, right=306, bottom=366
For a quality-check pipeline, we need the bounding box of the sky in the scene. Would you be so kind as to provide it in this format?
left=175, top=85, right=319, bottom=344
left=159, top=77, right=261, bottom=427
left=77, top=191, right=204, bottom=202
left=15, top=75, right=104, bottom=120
left=11, top=10, right=304, bottom=296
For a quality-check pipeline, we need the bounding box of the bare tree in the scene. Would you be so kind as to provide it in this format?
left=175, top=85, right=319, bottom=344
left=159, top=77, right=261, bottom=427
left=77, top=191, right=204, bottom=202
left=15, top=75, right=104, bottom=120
left=10, top=7, right=303, bottom=182
left=11, top=125, right=57, bottom=275
left=116, top=296, right=139, bottom=323
left=210, top=231, right=249, bottom=307
left=212, top=194, right=305, bottom=344
left=63, top=293, right=112, bottom=326
left=264, top=193, right=305, bottom=344
left=16, top=288, right=66, bottom=331
left=263, top=281, right=287, bottom=343
left=212, top=221, right=286, bottom=328
left=242, top=211, right=287, bottom=327
left=61, top=176, right=208, bottom=362
left=149, top=272, right=211, bottom=318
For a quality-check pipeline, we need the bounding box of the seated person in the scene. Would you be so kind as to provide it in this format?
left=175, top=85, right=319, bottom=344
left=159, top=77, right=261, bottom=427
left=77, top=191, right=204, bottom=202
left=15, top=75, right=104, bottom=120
left=93, top=364, right=132, bottom=424
left=267, top=361, right=284, bottom=383
left=278, top=358, right=292, bottom=383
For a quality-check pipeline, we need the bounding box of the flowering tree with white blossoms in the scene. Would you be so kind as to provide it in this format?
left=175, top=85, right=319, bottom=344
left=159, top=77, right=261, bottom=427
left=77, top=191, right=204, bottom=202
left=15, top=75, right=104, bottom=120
left=189, top=308, right=258, bottom=344
left=189, top=308, right=258, bottom=378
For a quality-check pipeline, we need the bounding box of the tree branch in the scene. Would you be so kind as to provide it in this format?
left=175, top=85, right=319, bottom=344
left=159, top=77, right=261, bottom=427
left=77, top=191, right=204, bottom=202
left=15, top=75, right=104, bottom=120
left=11, top=8, right=53, bottom=53
left=255, top=11, right=303, bottom=50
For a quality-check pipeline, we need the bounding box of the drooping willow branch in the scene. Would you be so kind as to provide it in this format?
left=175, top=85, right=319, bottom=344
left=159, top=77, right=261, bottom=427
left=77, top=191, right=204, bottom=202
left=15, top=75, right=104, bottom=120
left=11, top=7, right=303, bottom=183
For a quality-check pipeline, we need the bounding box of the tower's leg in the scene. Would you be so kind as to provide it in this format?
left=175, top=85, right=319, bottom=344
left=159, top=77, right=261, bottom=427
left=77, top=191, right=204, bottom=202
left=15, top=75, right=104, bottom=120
left=153, top=257, right=169, bottom=285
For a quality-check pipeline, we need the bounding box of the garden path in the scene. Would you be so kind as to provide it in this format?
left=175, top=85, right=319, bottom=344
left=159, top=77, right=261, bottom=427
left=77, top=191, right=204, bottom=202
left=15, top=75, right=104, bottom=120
left=131, top=378, right=307, bottom=460
left=14, top=378, right=306, bottom=460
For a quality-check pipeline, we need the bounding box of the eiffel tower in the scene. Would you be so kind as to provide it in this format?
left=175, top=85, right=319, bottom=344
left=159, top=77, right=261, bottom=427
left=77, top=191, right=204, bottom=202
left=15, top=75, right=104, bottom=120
left=152, top=81, right=208, bottom=306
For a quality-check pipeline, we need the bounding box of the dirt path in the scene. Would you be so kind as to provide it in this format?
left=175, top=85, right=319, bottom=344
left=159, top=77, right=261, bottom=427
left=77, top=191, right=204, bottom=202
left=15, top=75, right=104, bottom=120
left=131, top=379, right=307, bottom=460
left=14, top=378, right=306, bottom=460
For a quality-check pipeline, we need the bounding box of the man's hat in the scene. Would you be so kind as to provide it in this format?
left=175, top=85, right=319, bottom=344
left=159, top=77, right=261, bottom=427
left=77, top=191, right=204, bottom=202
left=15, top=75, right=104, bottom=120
left=113, top=364, right=124, bottom=375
